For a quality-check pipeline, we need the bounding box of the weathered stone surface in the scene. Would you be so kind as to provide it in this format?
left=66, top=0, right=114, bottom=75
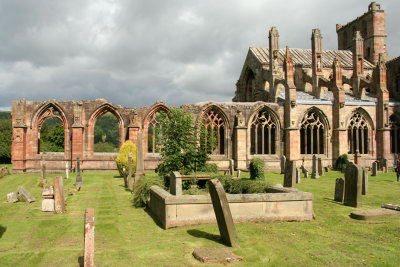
left=122, top=167, right=128, bottom=188
left=42, top=186, right=54, bottom=198
left=372, top=161, right=378, bottom=176
left=343, top=162, right=362, bottom=208
left=54, top=176, right=66, bottom=213
left=65, top=161, right=70, bottom=179
left=318, top=157, right=324, bottom=176
left=128, top=152, right=133, bottom=189
left=362, top=167, right=368, bottom=195
left=76, top=154, right=82, bottom=188
left=237, top=169, right=241, bottom=178
left=382, top=158, right=388, bottom=173
left=229, top=159, right=234, bottom=176
left=311, top=155, right=319, bottom=179
left=17, top=186, right=36, bottom=203
left=41, top=160, right=46, bottom=180
left=84, top=208, right=95, bottom=267
left=42, top=199, right=55, bottom=212
left=7, top=192, right=18, bottom=203
left=192, top=248, right=243, bottom=263
left=296, top=167, right=301, bottom=184
left=284, top=160, right=296, bottom=188
left=382, top=203, right=400, bottom=211
left=334, top=178, right=344, bottom=202
left=350, top=208, right=400, bottom=220
left=134, top=131, right=145, bottom=184
left=170, top=171, right=182, bottom=196
left=208, top=179, right=239, bottom=248
left=280, top=155, right=286, bottom=174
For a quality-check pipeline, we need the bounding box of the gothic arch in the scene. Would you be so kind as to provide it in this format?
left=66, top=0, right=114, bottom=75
left=32, top=102, right=69, bottom=155
left=244, top=67, right=256, bottom=102
left=389, top=113, right=400, bottom=154
left=87, top=103, right=125, bottom=155
left=346, top=108, right=374, bottom=155
left=199, top=105, right=230, bottom=156
left=248, top=105, right=281, bottom=155
left=143, top=103, right=169, bottom=155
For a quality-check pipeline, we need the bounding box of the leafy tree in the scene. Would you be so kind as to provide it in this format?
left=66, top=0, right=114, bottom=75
left=0, top=117, right=12, bottom=163
left=94, top=112, right=119, bottom=152
left=40, top=119, right=64, bottom=152
left=157, top=108, right=208, bottom=186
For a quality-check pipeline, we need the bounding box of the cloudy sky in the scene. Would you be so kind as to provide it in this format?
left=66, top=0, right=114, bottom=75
left=0, top=0, right=399, bottom=110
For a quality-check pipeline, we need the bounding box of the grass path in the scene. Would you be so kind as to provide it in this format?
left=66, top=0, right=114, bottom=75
left=0, top=167, right=399, bottom=266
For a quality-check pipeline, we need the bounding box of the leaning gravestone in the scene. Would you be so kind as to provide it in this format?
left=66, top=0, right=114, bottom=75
left=208, top=179, right=239, bottom=248
left=311, top=155, right=319, bottom=179
left=318, top=158, right=324, bottom=176
left=372, top=161, right=378, bottom=176
left=343, top=162, right=362, bottom=208
left=362, top=167, right=368, bottom=195
left=17, top=186, right=36, bottom=203
left=283, top=160, right=296, bottom=188
left=334, top=178, right=344, bottom=202
left=280, top=155, right=286, bottom=174
left=54, top=176, right=66, bottom=213
left=84, top=208, right=95, bottom=267
left=75, top=154, right=82, bottom=189
left=7, top=192, right=18, bottom=203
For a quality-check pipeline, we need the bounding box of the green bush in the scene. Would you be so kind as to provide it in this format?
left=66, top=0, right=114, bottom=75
left=199, top=163, right=218, bottom=173
left=213, top=175, right=270, bottom=194
left=133, top=176, right=165, bottom=207
left=115, top=140, right=137, bottom=177
left=94, top=142, right=117, bottom=152
left=249, top=158, right=265, bottom=180
left=335, top=154, right=348, bottom=171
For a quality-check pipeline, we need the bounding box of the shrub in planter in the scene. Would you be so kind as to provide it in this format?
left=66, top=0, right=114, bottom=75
left=249, top=158, right=265, bottom=180
left=115, top=140, right=137, bottom=177
left=133, top=176, right=165, bottom=207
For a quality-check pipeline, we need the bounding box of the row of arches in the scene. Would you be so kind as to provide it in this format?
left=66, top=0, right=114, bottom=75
left=31, top=102, right=400, bottom=158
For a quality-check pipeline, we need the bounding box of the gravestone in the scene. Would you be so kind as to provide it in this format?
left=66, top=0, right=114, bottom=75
left=280, top=155, right=286, bottom=174
left=237, top=169, right=241, bottom=178
left=42, top=199, right=55, bottom=212
left=65, top=161, right=70, bottom=179
left=75, top=154, right=82, bottom=189
left=311, top=155, right=319, bottom=179
left=229, top=159, right=234, bottom=176
left=192, top=248, right=243, bottom=263
left=84, top=208, right=95, bottom=267
left=170, top=172, right=182, bottom=196
left=382, top=158, right=388, bottom=173
left=343, top=162, right=362, bottom=208
left=362, top=167, right=368, bottom=195
left=122, top=167, right=128, bottom=188
left=296, top=167, right=301, bottom=184
left=42, top=185, right=54, bottom=199
left=303, top=168, right=309, bottom=178
left=324, top=166, right=329, bottom=173
left=135, top=131, right=145, bottom=183
left=54, top=176, right=66, bottom=213
left=17, top=186, right=36, bottom=203
left=7, top=192, right=18, bottom=203
left=208, top=179, right=239, bottom=248
left=372, top=162, right=378, bottom=176
left=318, top=158, right=324, bottom=176
left=283, top=160, right=296, bottom=188
left=128, top=152, right=133, bottom=189
left=41, top=160, right=47, bottom=182
left=334, top=178, right=344, bottom=202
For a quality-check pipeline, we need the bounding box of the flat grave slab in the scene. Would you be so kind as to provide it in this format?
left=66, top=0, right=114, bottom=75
left=350, top=208, right=400, bottom=220
left=192, top=248, right=243, bottom=263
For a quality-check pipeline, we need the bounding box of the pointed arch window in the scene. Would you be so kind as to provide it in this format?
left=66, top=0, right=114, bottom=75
left=348, top=112, right=369, bottom=154
left=390, top=115, right=400, bottom=154
left=300, top=110, right=325, bottom=154
left=245, top=70, right=255, bottom=102
left=200, top=108, right=226, bottom=155
left=147, top=111, right=164, bottom=154
left=250, top=109, right=277, bottom=154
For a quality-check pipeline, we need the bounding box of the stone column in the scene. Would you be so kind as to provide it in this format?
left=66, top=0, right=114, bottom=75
left=311, top=155, right=319, bottom=179
left=41, top=160, right=47, bottom=182
left=84, top=208, right=95, bottom=267
left=234, top=112, right=247, bottom=170
left=280, top=155, right=286, bottom=174
left=76, top=154, right=82, bottom=189
left=135, top=131, right=145, bottom=183
left=170, top=172, right=182, bottom=196
left=65, top=161, right=70, bottom=179
left=72, top=127, right=83, bottom=169
left=54, top=176, right=65, bottom=214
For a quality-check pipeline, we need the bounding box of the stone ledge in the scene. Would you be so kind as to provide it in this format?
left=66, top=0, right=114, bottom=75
left=350, top=208, right=400, bottom=220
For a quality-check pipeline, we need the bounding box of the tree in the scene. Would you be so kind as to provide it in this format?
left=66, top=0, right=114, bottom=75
left=157, top=108, right=208, bottom=186
left=0, top=118, right=12, bottom=163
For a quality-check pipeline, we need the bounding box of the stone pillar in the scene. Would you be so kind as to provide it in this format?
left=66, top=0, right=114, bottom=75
left=128, top=126, right=139, bottom=146
left=41, top=160, right=47, bottom=182
left=170, top=172, right=182, bottom=196
left=135, top=131, right=145, bottom=183
left=344, top=162, right=363, bottom=208
left=65, top=161, right=70, bottom=179
left=311, top=155, right=319, bottom=179
left=11, top=125, right=27, bottom=173
left=72, top=127, right=83, bottom=168
left=352, top=31, right=364, bottom=98
left=311, top=29, right=324, bottom=98
left=76, top=154, right=82, bottom=189
left=269, top=26, right=280, bottom=102
left=234, top=119, right=247, bottom=170
left=229, top=159, right=234, bottom=176
left=128, top=152, right=133, bottom=189
left=84, top=208, right=95, bottom=267
left=53, top=176, right=66, bottom=214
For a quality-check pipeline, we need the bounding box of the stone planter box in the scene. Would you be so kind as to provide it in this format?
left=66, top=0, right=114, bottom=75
left=149, top=185, right=314, bottom=229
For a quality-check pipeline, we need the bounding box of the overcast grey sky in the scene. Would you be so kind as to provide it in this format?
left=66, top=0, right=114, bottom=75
left=0, top=0, right=398, bottom=110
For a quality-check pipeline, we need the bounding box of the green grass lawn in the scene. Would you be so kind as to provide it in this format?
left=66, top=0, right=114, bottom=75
left=0, top=168, right=399, bottom=266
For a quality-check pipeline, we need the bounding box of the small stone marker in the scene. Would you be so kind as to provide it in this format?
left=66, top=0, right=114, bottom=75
left=84, top=208, right=95, bottom=267
left=296, top=167, right=301, bottom=184
left=122, top=167, right=128, bottom=188
left=362, top=167, right=368, bottom=195
left=128, top=152, right=133, bottom=189
left=41, top=160, right=46, bottom=181
left=54, top=176, right=66, bottom=213
left=284, top=160, right=296, bottom=188
left=382, top=203, right=400, bottom=211
left=303, top=168, right=309, bottom=178
left=192, top=248, right=243, bottom=263
left=382, top=158, right=388, bottom=173
left=76, top=154, right=82, bottom=189
left=324, top=166, right=329, bottom=172
left=350, top=208, right=400, bottom=220
left=311, top=155, right=319, bottom=179
left=229, top=159, right=234, bottom=176
left=17, top=186, right=36, bottom=203
left=42, top=199, right=55, bottom=212
left=334, top=178, right=344, bottom=202
left=208, top=179, right=239, bottom=248
left=280, top=155, right=286, bottom=174
left=170, top=171, right=182, bottom=196
left=372, top=161, right=378, bottom=176
left=7, top=192, right=18, bottom=203
left=65, top=161, right=70, bottom=179
left=42, top=185, right=54, bottom=199
left=318, top=157, right=324, bottom=176
left=237, top=169, right=241, bottom=178
left=134, top=131, right=145, bottom=183
left=343, top=162, right=362, bottom=208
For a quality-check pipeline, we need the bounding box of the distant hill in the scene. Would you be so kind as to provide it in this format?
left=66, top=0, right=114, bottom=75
left=0, top=111, right=11, bottom=120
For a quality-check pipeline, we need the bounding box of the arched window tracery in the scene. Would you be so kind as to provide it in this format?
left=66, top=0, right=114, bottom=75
left=147, top=111, right=164, bottom=154
left=250, top=109, right=277, bottom=154
left=200, top=108, right=226, bottom=155
left=300, top=110, right=325, bottom=155
left=348, top=112, right=369, bottom=154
